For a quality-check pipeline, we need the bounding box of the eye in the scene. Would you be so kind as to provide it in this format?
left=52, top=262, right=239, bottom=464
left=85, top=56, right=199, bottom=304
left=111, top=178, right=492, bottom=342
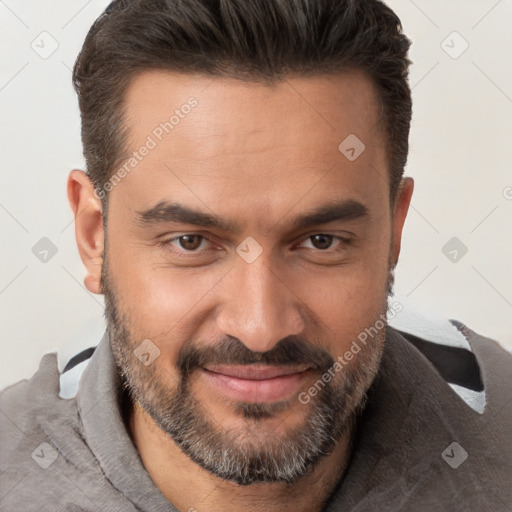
left=167, top=234, right=210, bottom=252
left=298, top=234, right=348, bottom=251
left=159, top=233, right=351, bottom=259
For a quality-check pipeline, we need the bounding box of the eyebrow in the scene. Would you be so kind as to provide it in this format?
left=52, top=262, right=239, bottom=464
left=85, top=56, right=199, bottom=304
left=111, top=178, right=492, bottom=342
left=135, top=198, right=369, bottom=233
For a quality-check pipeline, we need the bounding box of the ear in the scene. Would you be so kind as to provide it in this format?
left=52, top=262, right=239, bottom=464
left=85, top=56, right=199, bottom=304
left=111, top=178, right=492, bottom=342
left=390, top=177, right=414, bottom=267
left=67, top=170, right=104, bottom=295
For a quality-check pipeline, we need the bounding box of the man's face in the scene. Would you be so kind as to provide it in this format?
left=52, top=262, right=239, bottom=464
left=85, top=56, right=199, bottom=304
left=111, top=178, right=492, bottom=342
left=99, top=70, right=407, bottom=484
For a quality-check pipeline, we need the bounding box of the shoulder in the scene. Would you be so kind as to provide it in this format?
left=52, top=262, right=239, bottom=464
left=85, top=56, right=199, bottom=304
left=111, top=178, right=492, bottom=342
left=387, top=298, right=512, bottom=417
left=390, top=319, right=512, bottom=417
left=344, top=320, right=512, bottom=509
left=0, top=351, right=80, bottom=466
left=0, top=353, right=79, bottom=507
left=0, top=351, right=65, bottom=437
left=0, top=347, right=135, bottom=511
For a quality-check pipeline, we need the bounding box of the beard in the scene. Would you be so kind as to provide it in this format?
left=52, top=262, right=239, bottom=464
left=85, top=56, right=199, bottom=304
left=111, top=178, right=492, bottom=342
left=102, top=254, right=395, bottom=486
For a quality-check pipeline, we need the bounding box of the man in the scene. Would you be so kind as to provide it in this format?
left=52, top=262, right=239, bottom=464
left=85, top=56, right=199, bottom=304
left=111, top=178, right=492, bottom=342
left=1, top=0, right=511, bottom=511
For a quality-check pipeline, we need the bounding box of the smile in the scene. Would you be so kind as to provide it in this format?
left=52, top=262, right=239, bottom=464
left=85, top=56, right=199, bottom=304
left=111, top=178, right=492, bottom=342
left=200, top=364, right=312, bottom=403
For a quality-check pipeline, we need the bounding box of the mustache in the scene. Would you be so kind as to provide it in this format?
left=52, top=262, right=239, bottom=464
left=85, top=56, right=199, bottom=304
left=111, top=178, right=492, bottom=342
left=177, top=335, right=334, bottom=376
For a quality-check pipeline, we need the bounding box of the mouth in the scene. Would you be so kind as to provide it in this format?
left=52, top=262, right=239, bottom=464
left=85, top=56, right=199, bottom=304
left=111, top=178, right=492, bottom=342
left=200, top=364, right=313, bottom=403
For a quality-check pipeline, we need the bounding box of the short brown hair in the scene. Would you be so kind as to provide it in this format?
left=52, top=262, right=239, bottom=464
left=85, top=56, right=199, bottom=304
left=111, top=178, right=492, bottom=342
left=73, top=0, right=412, bottom=215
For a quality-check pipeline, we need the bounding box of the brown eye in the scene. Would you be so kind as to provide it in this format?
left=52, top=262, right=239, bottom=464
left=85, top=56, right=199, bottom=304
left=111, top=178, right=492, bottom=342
left=309, top=234, right=334, bottom=250
left=177, top=235, right=204, bottom=250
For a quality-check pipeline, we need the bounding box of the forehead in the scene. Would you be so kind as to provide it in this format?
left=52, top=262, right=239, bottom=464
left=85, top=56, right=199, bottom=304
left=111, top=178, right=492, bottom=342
left=113, top=69, right=389, bottom=224
left=122, top=69, right=383, bottom=151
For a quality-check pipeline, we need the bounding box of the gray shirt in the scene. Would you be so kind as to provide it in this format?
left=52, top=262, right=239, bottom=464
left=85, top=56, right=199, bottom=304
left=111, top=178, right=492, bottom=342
left=1, top=321, right=511, bottom=511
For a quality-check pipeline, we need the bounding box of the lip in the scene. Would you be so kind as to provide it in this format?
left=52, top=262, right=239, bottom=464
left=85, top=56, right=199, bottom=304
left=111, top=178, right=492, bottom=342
left=200, top=364, right=312, bottom=403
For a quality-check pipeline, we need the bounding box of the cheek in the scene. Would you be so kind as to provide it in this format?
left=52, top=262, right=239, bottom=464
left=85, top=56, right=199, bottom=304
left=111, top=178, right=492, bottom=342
left=291, top=252, right=390, bottom=355
left=106, top=240, right=225, bottom=343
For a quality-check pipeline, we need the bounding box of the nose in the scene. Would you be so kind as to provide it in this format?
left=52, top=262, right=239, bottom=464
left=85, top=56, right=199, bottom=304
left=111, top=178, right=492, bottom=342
left=215, top=254, right=305, bottom=353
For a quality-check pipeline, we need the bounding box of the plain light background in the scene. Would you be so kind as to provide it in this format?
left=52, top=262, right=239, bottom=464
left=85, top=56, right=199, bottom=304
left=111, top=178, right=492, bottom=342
left=1, top=0, right=511, bottom=389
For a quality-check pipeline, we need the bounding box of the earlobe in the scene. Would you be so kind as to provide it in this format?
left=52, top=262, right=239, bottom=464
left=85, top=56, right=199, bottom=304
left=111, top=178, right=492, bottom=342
left=67, top=170, right=105, bottom=295
left=391, top=177, right=414, bottom=267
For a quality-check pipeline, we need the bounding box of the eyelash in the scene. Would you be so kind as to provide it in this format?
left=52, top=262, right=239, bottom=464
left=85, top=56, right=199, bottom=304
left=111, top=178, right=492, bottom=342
left=158, top=233, right=352, bottom=257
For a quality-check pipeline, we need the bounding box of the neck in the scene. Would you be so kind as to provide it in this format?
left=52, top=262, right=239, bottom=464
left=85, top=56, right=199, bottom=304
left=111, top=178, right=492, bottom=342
left=127, top=399, right=355, bottom=512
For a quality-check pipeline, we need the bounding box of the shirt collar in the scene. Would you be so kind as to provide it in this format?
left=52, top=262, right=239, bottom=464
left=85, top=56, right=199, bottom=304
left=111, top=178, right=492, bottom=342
left=76, top=330, right=177, bottom=512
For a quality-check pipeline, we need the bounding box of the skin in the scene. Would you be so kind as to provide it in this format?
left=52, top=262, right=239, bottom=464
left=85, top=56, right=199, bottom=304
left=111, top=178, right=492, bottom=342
left=67, top=69, right=414, bottom=512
